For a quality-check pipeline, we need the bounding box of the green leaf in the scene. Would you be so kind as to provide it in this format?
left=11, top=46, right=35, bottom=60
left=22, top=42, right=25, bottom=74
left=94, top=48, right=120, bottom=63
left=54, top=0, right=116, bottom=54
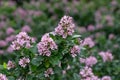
left=3, top=62, right=7, bottom=69
left=49, top=56, right=60, bottom=66
left=73, top=73, right=80, bottom=80
left=72, top=35, right=81, bottom=38
left=45, top=61, right=50, bottom=68
left=0, top=65, right=4, bottom=70
left=31, top=56, right=43, bottom=66
left=30, top=65, right=37, bottom=72
left=26, top=74, right=35, bottom=80
left=8, top=76, right=15, bottom=80
left=36, top=73, right=44, bottom=79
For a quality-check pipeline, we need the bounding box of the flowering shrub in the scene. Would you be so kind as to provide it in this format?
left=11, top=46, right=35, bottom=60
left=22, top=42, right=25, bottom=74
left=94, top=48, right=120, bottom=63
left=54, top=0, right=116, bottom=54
left=0, top=0, right=120, bottom=80
left=0, top=16, right=112, bottom=80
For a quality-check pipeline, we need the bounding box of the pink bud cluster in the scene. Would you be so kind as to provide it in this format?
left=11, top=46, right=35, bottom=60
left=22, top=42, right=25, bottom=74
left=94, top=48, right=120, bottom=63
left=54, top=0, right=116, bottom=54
left=19, top=57, right=30, bottom=68
left=80, top=56, right=97, bottom=67
left=0, top=73, right=8, bottom=80
left=37, top=33, right=57, bottom=56
left=81, top=37, right=95, bottom=48
left=7, top=60, right=15, bottom=70
left=55, top=15, right=75, bottom=38
left=99, top=51, right=113, bottom=62
left=44, top=68, right=54, bottom=77
left=80, top=66, right=100, bottom=80
left=70, top=45, right=80, bottom=57
left=11, top=32, right=35, bottom=50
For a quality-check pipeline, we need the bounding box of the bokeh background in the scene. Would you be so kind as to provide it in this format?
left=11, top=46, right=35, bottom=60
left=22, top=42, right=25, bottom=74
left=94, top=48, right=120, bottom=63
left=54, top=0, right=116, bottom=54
left=0, top=0, right=120, bottom=79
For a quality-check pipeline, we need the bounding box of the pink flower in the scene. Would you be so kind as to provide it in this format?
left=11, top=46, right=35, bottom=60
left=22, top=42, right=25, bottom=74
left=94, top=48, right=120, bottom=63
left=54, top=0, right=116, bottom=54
left=0, top=73, right=8, bottom=80
left=6, top=27, right=15, bottom=35
left=6, top=46, right=14, bottom=53
left=85, top=56, right=97, bottom=67
left=78, top=27, right=87, bottom=33
left=80, top=66, right=100, bottom=80
left=99, top=51, right=113, bottom=62
left=70, top=45, right=80, bottom=57
left=80, top=66, right=93, bottom=78
left=0, top=50, right=4, bottom=54
left=96, top=23, right=103, bottom=29
left=7, top=60, right=15, bottom=70
left=11, top=40, right=21, bottom=50
left=0, top=21, right=5, bottom=29
left=21, top=25, right=31, bottom=33
left=102, top=76, right=111, bottom=80
left=0, top=40, right=7, bottom=47
left=13, top=8, right=27, bottom=19
left=79, top=58, right=86, bottom=63
left=87, top=25, right=95, bottom=31
left=105, top=15, right=114, bottom=26
left=95, top=32, right=105, bottom=38
left=81, top=76, right=100, bottom=80
left=109, top=34, right=115, bottom=40
left=62, top=70, right=66, bottom=74
left=7, top=1, right=15, bottom=6
left=44, top=68, right=54, bottom=77
left=55, top=15, right=75, bottom=38
left=91, top=76, right=100, bottom=80
left=28, top=10, right=42, bottom=16
left=26, top=17, right=32, bottom=23
left=111, top=0, right=117, bottom=6
left=95, top=10, right=101, bottom=23
left=19, top=57, right=30, bottom=68
left=81, top=37, right=95, bottom=48
left=37, top=33, right=57, bottom=56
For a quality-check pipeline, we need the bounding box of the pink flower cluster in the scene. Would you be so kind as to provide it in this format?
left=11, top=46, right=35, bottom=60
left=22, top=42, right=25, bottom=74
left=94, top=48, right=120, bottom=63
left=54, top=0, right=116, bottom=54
left=6, top=27, right=15, bottom=35
left=80, top=66, right=100, bottom=80
left=80, top=56, right=97, bottom=67
left=0, top=73, right=8, bottom=80
left=11, top=32, right=35, bottom=50
left=5, top=35, right=15, bottom=43
left=101, top=76, right=111, bottom=80
left=87, top=25, right=95, bottom=31
left=0, top=26, right=16, bottom=54
left=13, top=8, right=27, bottom=19
left=109, top=34, right=115, bottom=40
left=81, top=37, right=95, bottom=48
left=55, top=15, right=75, bottom=38
left=0, top=40, right=7, bottom=47
left=7, top=60, right=15, bottom=70
left=105, top=15, right=114, bottom=26
left=70, top=45, right=80, bottom=57
left=37, top=33, right=57, bottom=56
left=21, top=25, right=32, bottom=33
left=19, top=57, right=30, bottom=68
left=44, top=68, right=54, bottom=77
left=99, top=51, right=113, bottom=62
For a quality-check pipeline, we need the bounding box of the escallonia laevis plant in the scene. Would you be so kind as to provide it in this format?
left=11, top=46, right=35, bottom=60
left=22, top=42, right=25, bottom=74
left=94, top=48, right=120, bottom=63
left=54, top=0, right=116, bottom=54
left=0, top=16, right=112, bottom=80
